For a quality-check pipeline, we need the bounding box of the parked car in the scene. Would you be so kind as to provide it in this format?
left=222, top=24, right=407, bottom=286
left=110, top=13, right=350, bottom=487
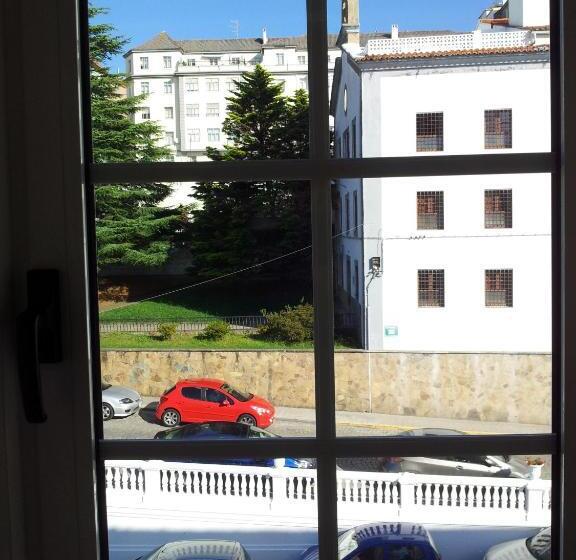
left=484, top=527, right=550, bottom=560
left=299, top=522, right=441, bottom=560
left=101, top=382, right=141, bottom=421
left=380, top=428, right=532, bottom=478
left=154, top=421, right=312, bottom=469
left=136, top=539, right=252, bottom=560
left=155, top=378, right=275, bottom=428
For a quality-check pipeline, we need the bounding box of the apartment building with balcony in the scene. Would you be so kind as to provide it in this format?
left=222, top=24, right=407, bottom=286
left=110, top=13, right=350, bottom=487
left=331, top=0, right=551, bottom=352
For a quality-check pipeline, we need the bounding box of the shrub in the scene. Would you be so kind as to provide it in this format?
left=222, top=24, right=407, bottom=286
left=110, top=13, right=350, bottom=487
left=199, top=320, right=231, bottom=340
left=156, top=323, right=178, bottom=341
left=258, top=303, right=314, bottom=343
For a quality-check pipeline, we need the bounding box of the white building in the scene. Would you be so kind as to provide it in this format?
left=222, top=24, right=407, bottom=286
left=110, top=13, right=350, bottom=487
left=331, top=0, right=551, bottom=353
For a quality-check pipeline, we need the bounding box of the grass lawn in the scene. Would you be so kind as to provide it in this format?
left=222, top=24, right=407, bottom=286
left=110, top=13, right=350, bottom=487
left=100, top=332, right=354, bottom=350
left=99, top=283, right=311, bottom=322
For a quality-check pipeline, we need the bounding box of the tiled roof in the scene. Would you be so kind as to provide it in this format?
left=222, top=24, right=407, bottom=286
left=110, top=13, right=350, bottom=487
left=357, top=44, right=550, bottom=63
left=129, top=30, right=460, bottom=54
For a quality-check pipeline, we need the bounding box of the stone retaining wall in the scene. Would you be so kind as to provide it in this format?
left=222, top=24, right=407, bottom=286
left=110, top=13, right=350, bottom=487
left=100, top=350, right=551, bottom=425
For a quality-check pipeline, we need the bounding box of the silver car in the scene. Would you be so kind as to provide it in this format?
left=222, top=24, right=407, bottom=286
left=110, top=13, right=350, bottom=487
left=484, top=527, right=550, bottom=560
left=101, top=382, right=141, bottom=421
left=136, top=540, right=252, bottom=560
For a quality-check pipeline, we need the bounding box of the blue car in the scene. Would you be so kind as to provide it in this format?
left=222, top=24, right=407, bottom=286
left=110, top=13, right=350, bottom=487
left=299, top=523, right=441, bottom=560
left=154, top=421, right=312, bottom=469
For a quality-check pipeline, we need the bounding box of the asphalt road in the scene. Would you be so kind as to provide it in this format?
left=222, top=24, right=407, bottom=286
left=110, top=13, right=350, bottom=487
left=103, top=398, right=551, bottom=476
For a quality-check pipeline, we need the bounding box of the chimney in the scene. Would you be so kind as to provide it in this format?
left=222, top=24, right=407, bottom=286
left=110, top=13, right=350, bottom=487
left=262, top=28, right=268, bottom=45
left=338, top=0, right=360, bottom=46
left=391, top=24, right=399, bottom=40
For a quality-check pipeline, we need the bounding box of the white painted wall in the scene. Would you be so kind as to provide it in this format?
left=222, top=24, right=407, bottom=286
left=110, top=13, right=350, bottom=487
left=508, top=0, right=550, bottom=28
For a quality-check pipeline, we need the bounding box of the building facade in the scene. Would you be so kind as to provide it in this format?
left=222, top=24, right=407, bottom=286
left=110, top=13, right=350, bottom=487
left=331, top=0, right=551, bottom=353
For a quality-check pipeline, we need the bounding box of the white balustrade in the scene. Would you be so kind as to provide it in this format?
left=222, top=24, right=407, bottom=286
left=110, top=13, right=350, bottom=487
left=366, top=30, right=535, bottom=56
left=105, top=461, right=551, bottom=527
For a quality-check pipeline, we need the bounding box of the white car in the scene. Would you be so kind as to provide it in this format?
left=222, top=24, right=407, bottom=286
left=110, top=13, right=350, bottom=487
left=484, top=527, right=550, bottom=560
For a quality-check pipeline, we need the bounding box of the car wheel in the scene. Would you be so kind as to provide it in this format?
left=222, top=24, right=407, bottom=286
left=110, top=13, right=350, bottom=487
left=161, top=408, right=180, bottom=427
left=102, top=403, right=114, bottom=421
left=237, top=414, right=256, bottom=426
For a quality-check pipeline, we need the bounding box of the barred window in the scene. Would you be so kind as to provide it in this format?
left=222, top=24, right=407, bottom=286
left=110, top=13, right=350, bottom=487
left=485, top=109, right=512, bottom=149
left=417, top=191, right=444, bottom=230
left=486, top=269, right=513, bottom=307
left=418, top=270, right=445, bottom=307
left=416, top=112, right=444, bottom=152
left=485, top=189, right=512, bottom=228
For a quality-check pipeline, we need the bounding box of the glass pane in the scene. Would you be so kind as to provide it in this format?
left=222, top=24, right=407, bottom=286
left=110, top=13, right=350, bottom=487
left=336, top=455, right=552, bottom=560
left=89, top=0, right=316, bottom=165
left=106, top=458, right=318, bottom=559
left=328, top=0, right=551, bottom=158
left=333, top=174, right=551, bottom=436
left=97, top=182, right=315, bottom=438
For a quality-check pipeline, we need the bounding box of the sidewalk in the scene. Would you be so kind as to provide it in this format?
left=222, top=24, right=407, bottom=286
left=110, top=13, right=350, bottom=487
left=275, top=406, right=550, bottom=435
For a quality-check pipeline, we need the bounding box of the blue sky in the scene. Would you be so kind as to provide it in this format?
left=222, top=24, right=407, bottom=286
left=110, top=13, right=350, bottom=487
left=94, top=0, right=492, bottom=71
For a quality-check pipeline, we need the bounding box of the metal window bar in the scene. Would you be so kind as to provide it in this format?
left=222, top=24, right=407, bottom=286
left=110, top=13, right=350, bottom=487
left=486, top=269, right=513, bottom=307
left=418, top=269, right=445, bottom=307
left=417, top=191, right=444, bottom=230
left=485, top=189, right=513, bottom=228
left=417, top=112, right=444, bottom=152
left=485, top=109, right=513, bottom=149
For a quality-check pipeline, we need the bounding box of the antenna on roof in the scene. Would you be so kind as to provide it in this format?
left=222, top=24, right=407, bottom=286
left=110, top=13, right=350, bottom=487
left=230, top=20, right=240, bottom=39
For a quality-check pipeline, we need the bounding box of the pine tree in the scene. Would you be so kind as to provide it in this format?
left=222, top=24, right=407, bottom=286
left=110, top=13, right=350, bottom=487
left=187, top=66, right=311, bottom=284
left=90, top=6, right=187, bottom=268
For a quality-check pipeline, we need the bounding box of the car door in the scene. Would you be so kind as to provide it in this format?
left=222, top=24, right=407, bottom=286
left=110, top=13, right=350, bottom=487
left=401, top=457, right=459, bottom=476
left=179, top=386, right=204, bottom=422
left=203, top=387, right=236, bottom=421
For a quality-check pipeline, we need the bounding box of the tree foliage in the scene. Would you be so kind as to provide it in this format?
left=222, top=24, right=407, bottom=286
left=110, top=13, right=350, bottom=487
left=90, top=6, right=187, bottom=268
left=187, top=65, right=311, bottom=284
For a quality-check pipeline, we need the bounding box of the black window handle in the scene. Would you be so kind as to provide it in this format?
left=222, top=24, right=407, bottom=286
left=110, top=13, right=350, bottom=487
left=16, top=270, right=62, bottom=423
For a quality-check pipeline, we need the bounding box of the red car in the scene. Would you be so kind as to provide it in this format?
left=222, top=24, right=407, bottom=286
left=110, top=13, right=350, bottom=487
left=155, top=378, right=275, bottom=428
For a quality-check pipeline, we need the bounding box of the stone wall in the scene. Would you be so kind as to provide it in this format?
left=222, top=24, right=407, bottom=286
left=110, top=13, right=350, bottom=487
left=101, top=350, right=551, bottom=425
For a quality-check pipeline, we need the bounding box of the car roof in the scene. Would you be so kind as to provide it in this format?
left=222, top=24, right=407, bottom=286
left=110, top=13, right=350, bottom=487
left=352, top=523, right=433, bottom=545
left=168, top=422, right=250, bottom=439
left=151, top=540, right=244, bottom=560
left=179, top=378, right=225, bottom=389
left=400, top=428, right=465, bottom=437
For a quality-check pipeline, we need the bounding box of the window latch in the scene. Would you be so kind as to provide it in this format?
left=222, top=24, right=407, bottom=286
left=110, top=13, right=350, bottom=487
left=16, top=270, right=62, bottom=423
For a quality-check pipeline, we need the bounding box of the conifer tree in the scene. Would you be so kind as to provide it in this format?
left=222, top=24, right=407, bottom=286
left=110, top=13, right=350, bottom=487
left=187, top=65, right=311, bottom=284
left=90, top=6, right=187, bottom=268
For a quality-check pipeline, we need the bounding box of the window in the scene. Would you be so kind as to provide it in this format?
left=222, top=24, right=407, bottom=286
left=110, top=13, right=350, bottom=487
left=140, top=81, right=149, bottom=94
left=208, top=57, right=220, bottom=66
left=188, top=128, right=200, bottom=144
left=278, top=79, right=286, bottom=91
left=163, top=80, right=173, bottom=94
left=354, top=260, right=359, bottom=300
left=485, top=109, right=512, bottom=149
left=164, top=106, right=173, bottom=119
left=139, top=56, right=149, bottom=70
left=187, top=58, right=196, bottom=66
left=276, top=53, right=285, bottom=65
left=140, top=107, right=150, bottom=120
left=417, top=191, right=444, bottom=230
left=226, top=79, right=236, bottom=91
left=416, top=112, right=444, bottom=152
left=298, top=55, right=306, bottom=65
left=207, top=128, right=220, bottom=142
left=181, top=387, right=202, bottom=400
left=165, top=131, right=174, bottom=144
left=485, top=189, right=512, bottom=228
left=230, top=56, right=241, bottom=65
left=345, top=193, right=350, bottom=232
left=299, top=77, right=308, bottom=90
left=163, top=55, right=172, bottom=68
left=343, top=128, right=350, bottom=158
left=186, top=104, right=199, bottom=117
left=207, top=78, right=219, bottom=91
left=418, top=269, right=445, bottom=307
left=206, top=103, right=220, bottom=117
left=353, top=191, right=358, bottom=236
left=486, top=269, right=513, bottom=307
left=205, top=388, right=228, bottom=404
left=346, top=255, right=352, bottom=296
left=186, top=78, right=199, bottom=92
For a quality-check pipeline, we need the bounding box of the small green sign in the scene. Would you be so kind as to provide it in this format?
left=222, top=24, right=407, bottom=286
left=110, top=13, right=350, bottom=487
left=384, top=326, right=398, bottom=336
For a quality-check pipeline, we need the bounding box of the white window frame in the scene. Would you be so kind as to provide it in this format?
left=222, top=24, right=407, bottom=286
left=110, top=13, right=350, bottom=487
left=140, top=81, right=149, bottom=94
left=276, top=53, right=285, bottom=65
left=206, top=103, right=219, bottom=117
left=188, top=128, right=201, bottom=144
left=207, top=127, right=220, bottom=142
left=164, top=106, right=173, bottom=119
left=163, top=55, right=172, bottom=69
left=186, top=78, right=199, bottom=92
left=5, top=1, right=576, bottom=560
left=140, top=56, right=149, bottom=70
left=163, top=80, right=172, bottom=94
left=206, top=78, right=219, bottom=92
left=141, top=106, right=150, bottom=120
left=186, top=103, right=199, bottom=117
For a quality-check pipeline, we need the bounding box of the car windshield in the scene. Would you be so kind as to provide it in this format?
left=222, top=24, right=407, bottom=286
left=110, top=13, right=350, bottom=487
left=221, top=383, right=252, bottom=402
left=526, top=528, right=551, bottom=560
left=102, top=383, right=111, bottom=390
left=338, top=528, right=359, bottom=559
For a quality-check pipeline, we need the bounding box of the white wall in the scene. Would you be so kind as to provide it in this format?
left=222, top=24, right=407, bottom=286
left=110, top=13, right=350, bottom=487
left=365, top=173, right=551, bottom=352
left=508, top=0, right=550, bottom=28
